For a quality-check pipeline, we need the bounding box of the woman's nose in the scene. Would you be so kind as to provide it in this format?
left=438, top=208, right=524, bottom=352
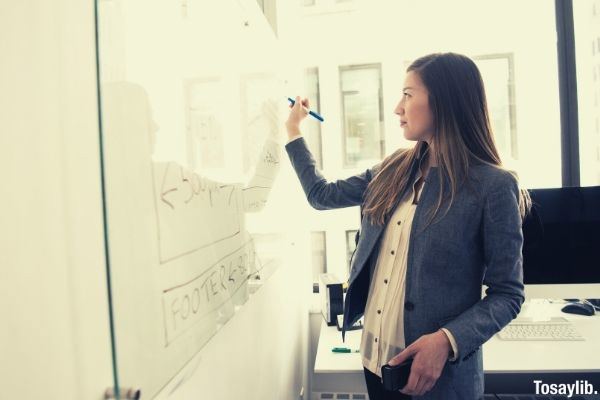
left=394, top=102, right=404, bottom=115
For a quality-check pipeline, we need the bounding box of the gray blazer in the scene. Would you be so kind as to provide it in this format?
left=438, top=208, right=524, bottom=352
left=286, top=138, right=525, bottom=399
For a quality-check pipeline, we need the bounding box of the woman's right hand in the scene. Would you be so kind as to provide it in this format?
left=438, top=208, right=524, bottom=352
left=285, top=96, right=310, bottom=140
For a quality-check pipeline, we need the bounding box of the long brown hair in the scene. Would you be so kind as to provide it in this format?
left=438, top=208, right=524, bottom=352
left=363, top=52, right=531, bottom=227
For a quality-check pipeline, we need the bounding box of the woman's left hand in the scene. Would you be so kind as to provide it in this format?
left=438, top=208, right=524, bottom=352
left=387, top=329, right=452, bottom=396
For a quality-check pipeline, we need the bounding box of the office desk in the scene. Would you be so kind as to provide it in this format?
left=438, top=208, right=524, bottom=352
left=313, top=301, right=600, bottom=396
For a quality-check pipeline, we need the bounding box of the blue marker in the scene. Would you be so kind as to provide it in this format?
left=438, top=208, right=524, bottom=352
left=288, top=97, right=325, bottom=122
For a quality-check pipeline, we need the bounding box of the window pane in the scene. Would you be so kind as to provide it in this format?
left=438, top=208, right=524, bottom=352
left=473, top=54, right=518, bottom=161
left=311, top=231, right=327, bottom=284
left=574, top=0, right=600, bottom=186
left=340, top=64, right=385, bottom=168
left=304, top=67, right=323, bottom=169
left=345, top=230, right=358, bottom=275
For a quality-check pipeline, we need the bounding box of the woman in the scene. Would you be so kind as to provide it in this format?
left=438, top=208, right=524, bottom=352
left=285, top=52, right=531, bottom=400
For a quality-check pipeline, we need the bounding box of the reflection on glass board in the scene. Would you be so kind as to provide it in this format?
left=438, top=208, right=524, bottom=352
left=250, top=232, right=284, bottom=291
left=101, top=80, right=283, bottom=397
left=185, top=78, right=226, bottom=172
left=96, top=0, right=287, bottom=397
left=241, top=73, right=281, bottom=175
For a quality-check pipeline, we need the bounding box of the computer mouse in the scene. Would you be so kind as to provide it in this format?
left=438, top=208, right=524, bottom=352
left=561, top=303, right=595, bottom=316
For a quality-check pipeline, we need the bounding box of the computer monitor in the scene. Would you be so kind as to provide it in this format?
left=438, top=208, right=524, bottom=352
left=521, top=185, right=600, bottom=299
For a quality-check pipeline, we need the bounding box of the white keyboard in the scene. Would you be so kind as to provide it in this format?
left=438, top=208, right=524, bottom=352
left=497, top=317, right=585, bottom=341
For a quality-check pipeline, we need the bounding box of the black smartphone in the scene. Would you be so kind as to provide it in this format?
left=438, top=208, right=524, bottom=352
left=381, top=359, right=413, bottom=392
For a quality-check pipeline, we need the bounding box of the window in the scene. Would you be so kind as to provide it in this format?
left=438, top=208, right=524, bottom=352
left=345, top=230, right=358, bottom=274
left=304, top=67, right=324, bottom=169
left=574, top=0, right=600, bottom=185
left=311, top=231, right=327, bottom=291
left=340, top=64, right=385, bottom=168
left=473, top=54, right=518, bottom=160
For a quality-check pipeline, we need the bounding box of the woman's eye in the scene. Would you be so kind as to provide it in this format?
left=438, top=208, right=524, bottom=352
left=403, top=92, right=411, bottom=98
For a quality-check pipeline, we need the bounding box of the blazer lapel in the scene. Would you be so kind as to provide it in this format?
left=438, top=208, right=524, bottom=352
left=351, top=158, right=422, bottom=282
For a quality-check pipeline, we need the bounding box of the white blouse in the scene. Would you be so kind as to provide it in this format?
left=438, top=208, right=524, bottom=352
left=360, top=168, right=458, bottom=377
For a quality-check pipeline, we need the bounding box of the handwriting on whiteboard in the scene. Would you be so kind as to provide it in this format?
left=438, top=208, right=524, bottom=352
left=161, top=242, right=256, bottom=345
left=160, top=162, right=235, bottom=210
left=262, top=149, right=279, bottom=167
left=152, top=161, right=241, bottom=264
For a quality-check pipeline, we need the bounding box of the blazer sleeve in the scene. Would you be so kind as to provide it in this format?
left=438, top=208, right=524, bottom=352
left=440, top=170, right=525, bottom=363
left=285, top=137, right=378, bottom=210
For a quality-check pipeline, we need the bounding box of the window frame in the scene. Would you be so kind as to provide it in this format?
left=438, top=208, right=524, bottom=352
left=556, top=0, right=581, bottom=186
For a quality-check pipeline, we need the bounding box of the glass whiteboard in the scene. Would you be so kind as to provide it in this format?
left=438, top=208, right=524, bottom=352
left=96, top=0, right=289, bottom=397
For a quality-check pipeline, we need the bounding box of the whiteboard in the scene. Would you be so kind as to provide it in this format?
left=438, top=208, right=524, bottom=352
left=97, top=0, right=289, bottom=397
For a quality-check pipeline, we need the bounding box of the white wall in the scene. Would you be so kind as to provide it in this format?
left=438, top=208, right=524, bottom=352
left=0, top=1, right=113, bottom=399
